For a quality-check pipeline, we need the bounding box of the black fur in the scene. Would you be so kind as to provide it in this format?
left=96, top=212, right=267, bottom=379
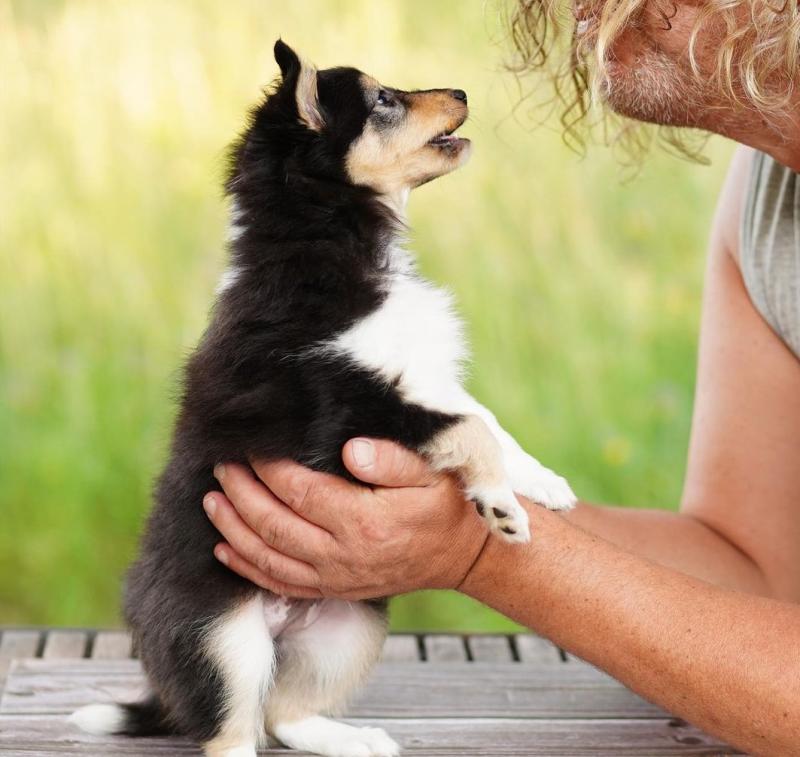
left=114, top=696, right=170, bottom=737
left=122, top=41, right=456, bottom=743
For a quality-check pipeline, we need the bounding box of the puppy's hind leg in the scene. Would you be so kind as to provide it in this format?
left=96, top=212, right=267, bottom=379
left=267, top=600, right=398, bottom=757
left=202, top=595, right=276, bottom=757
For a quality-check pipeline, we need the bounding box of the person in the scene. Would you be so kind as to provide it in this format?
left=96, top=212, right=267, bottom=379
left=201, top=3, right=800, bottom=753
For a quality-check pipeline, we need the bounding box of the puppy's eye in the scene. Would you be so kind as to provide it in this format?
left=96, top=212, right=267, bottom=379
left=376, top=89, right=394, bottom=107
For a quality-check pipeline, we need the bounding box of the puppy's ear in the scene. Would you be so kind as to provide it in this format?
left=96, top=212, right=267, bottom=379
left=273, top=39, right=324, bottom=132
left=294, top=62, right=324, bottom=131
left=274, top=39, right=300, bottom=80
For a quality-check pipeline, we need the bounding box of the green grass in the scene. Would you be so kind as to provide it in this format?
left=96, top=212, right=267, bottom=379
left=0, top=0, right=733, bottom=631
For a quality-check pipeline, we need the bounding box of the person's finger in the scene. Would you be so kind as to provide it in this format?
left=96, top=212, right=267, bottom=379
left=213, top=463, right=333, bottom=559
left=250, top=459, right=363, bottom=528
left=342, top=438, right=440, bottom=488
left=203, top=492, right=321, bottom=587
left=213, top=542, right=322, bottom=600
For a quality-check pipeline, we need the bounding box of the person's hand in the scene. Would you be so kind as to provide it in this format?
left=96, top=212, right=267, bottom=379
left=202, top=439, right=490, bottom=600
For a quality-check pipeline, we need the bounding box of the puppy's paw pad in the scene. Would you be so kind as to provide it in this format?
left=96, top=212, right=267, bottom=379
left=472, top=487, right=530, bottom=543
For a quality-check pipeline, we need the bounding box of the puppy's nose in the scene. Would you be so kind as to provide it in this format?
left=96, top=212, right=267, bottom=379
left=450, top=89, right=467, bottom=103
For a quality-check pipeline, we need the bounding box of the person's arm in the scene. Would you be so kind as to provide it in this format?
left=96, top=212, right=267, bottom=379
left=468, top=146, right=800, bottom=755
left=461, top=503, right=800, bottom=757
left=564, top=500, right=769, bottom=594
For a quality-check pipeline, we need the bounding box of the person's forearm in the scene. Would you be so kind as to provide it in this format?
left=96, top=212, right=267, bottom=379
left=566, top=501, right=769, bottom=595
left=460, top=505, right=800, bottom=756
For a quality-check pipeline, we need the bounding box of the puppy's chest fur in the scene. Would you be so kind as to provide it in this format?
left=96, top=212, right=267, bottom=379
left=191, top=224, right=470, bottom=481
left=325, top=247, right=467, bottom=410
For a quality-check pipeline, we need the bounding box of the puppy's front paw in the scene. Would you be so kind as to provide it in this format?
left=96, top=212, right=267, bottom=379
left=470, top=485, right=530, bottom=543
left=506, top=454, right=577, bottom=511
left=519, top=470, right=577, bottom=511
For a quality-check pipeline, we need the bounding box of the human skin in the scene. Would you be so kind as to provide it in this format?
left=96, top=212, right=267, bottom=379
left=202, top=3, right=800, bottom=754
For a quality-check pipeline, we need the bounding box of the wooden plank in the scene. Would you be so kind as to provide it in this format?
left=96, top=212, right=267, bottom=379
left=42, top=632, right=89, bottom=660
left=0, top=659, right=666, bottom=719
left=380, top=634, right=420, bottom=663
left=91, top=632, right=132, bottom=660
left=515, top=633, right=563, bottom=664
left=423, top=634, right=467, bottom=662
left=0, top=631, right=41, bottom=683
left=0, top=714, right=742, bottom=755
left=467, top=635, right=513, bottom=662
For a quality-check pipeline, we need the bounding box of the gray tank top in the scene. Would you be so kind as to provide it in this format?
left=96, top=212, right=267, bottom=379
left=740, top=151, right=800, bottom=358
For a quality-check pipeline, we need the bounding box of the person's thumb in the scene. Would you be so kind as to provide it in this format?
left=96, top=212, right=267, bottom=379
left=342, top=438, right=439, bottom=488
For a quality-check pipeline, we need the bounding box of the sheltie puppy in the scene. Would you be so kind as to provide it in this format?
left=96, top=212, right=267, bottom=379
left=72, top=40, right=575, bottom=757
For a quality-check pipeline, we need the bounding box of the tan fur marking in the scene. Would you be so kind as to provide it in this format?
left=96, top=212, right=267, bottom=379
left=345, top=89, right=469, bottom=195
left=422, top=415, right=508, bottom=490
left=204, top=738, right=256, bottom=757
left=408, top=90, right=465, bottom=127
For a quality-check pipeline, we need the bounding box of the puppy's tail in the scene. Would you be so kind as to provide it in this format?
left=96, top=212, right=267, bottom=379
left=70, top=696, right=170, bottom=737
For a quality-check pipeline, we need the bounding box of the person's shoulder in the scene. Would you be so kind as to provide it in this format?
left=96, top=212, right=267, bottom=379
left=729, top=144, right=757, bottom=177
left=710, top=145, right=756, bottom=264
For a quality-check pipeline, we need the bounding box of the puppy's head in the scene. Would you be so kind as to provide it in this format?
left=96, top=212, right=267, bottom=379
left=231, top=41, right=470, bottom=198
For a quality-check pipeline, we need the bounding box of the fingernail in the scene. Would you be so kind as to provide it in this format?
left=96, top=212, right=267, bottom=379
left=351, top=438, right=375, bottom=469
left=203, top=494, right=216, bottom=517
left=214, top=463, right=226, bottom=481
left=215, top=546, right=229, bottom=565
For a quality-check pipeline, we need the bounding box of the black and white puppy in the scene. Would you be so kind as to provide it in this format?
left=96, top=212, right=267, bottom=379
left=72, top=41, right=575, bottom=757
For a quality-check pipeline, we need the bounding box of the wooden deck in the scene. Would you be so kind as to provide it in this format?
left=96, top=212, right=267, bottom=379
left=0, top=628, right=741, bottom=756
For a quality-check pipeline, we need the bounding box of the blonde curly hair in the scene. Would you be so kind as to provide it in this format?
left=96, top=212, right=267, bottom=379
left=507, top=0, right=800, bottom=160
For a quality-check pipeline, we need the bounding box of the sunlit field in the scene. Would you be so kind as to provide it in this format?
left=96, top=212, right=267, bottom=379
left=1, top=0, right=733, bottom=630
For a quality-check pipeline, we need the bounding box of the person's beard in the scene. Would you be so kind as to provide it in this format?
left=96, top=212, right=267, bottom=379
left=599, top=43, right=710, bottom=129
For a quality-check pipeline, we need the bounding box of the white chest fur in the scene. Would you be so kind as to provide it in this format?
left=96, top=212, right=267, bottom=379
left=328, top=266, right=468, bottom=412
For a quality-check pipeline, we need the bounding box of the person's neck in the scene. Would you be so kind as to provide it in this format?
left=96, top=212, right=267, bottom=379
left=760, top=142, right=800, bottom=174
left=723, top=110, right=800, bottom=173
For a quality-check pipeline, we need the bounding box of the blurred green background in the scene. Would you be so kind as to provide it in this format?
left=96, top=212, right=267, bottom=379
left=1, top=0, right=733, bottom=631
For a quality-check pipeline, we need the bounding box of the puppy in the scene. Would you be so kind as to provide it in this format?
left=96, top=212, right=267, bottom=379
left=72, top=41, right=575, bottom=757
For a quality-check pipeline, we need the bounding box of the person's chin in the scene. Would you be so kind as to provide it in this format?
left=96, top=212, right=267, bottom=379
left=601, top=84, right=666, bottom=127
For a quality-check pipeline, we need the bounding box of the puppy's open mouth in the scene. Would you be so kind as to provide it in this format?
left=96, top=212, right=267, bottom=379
left=428, top=126, right=470, bottom=150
